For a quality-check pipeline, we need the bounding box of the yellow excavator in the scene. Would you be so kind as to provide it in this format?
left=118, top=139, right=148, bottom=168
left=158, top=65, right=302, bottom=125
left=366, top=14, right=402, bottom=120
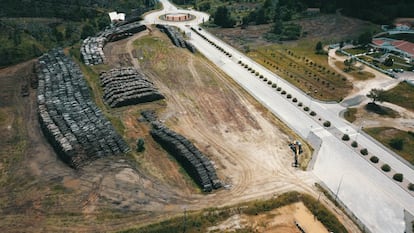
left=289, top=140, right=303, bottom=167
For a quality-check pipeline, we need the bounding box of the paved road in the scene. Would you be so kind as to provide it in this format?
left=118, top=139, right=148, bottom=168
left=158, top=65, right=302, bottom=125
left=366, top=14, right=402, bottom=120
left=143, top=2, right=414, bottom=232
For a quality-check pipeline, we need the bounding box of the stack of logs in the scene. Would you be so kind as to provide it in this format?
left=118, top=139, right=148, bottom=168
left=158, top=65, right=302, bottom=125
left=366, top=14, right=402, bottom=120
left=149, top=120, right=221, bottom=192
left=81, top=22, right=147, bottom=66
left=37, top=49, right=130, bottom=168
left=100, top=67, right=164, bottom=108
left=156, top=24, right=196, bottom=53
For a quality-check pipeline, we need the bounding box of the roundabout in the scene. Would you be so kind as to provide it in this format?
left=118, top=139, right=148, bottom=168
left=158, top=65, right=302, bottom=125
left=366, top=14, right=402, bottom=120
left=143, top=0, right=209, bottom=26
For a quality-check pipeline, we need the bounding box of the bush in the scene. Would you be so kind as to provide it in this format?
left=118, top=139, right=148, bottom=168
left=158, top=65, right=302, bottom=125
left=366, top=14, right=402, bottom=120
left=304, top=106, right=310, bottom=111
left=351, top=141, right=358, bottom=147
left=255, top=72, right=259, bottom=76
left=381, top=164, right=391, bottom=172
left=370, top=156, right=379, bottom=163
left=323, top=121, right=331, bottom=127
left=389, top=138, right=404, bottom=151
left=277, top=87, right=282, bottom=91
left=342, top=134, right=350, bottom=141
left=393, top=173, right=403, bottom=182
left=408, top=183, right=414, bottom=191
left=263, top=78, right=268, bottom=81
left=267, top=81, right=272, bottom=85
left=281, top=90, right=286, bottom=95
left=310, top=111, right=316, bottom=116
left=360, top=148, right=368, bottom=155
left=298, top=102, right=303, bottom=107
left=259, top=75, right=264, bottom=79
left=287, top=94, right=292, bottom=99
left=272, top=83, right=277, bottom=88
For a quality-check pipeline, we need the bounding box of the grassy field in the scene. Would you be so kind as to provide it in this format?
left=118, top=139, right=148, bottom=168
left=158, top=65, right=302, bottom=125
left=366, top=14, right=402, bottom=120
left=382, top=82, right=414, bottom=112
left=365, top=127, right=414, bottom=165
left=119, top=191, right=347, bottom=233
left=334, top=61, right=375, bottom=80
left=343, top=108, right=357, bottom=122
left=248, top=41, right=352, bottom=101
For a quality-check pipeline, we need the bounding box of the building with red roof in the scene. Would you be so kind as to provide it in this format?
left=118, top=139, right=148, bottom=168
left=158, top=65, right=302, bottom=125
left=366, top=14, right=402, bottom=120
left=371, top=38, right=414, bottom=62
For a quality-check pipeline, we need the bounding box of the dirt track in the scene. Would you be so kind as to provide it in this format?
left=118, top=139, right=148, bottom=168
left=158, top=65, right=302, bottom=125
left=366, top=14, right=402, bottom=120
left=0, top=29, right=361, bottom=232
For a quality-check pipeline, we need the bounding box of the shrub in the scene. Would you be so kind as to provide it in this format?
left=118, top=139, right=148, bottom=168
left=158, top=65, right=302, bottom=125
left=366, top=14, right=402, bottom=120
left=292, top=98, right=297, bottom=102
left=310, top=111, right=316, bottom=116
left=389, top=138, right=404, bottom=151
left=263, top=78, right=268, bottom=81
left=408, top=183, right=414, bottom=191
left=238, top=60, right=242, bottom=64
left=259, top=75, right=264, bottom=79
left=248, top=67, right=252, bottom=71
left=342, top=134, right=350, bottom=141
left=360, top=148, right=368, bottom=155
left=272, top=83, right=277, bottom=88
left=351, top=141, right=358, bottom=147
left=267, top=81, right=272, bottom=85
left=298, top=102, right=303, bottom=107
left=287, top=94, right=292, bottom=99
left=244, top=64, right=248, bottom=68
left=277, top=87, right=282, bottom=91
left=393, top=173, right=403, bottom=182
left=256, top=72, right=259, bottom=76
left=323, top=121, right=331, bottom=127
left=370, top=156, right=379, bottom=163
left=281, top=90, right=286, bottom=95
left=381, top=164, right=391, bottom=172
left=304, top=106, right=310, bottom=111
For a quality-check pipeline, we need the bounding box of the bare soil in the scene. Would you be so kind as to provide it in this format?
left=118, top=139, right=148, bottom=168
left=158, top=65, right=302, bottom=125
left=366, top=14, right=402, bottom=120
left=0, top=28, right=360, bottom=232
left=207, top=202, right=328, bottom=233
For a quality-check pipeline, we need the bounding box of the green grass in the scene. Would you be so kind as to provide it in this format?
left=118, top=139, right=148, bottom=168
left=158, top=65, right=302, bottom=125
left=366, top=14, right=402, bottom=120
left=382, top=82, right=414, bottom=111
left=344, top=108, right=357, bottom=122
left=343, top=47, right=366, bottom=55
left=364, top=103, right=400, bottom=118
left=335, top=61, right=375, bottom=80
left=365, top=127, right=414, bottom=165
left=118, top=191, right=347, bottom=233
left=249, top=41, right=352, bottom=101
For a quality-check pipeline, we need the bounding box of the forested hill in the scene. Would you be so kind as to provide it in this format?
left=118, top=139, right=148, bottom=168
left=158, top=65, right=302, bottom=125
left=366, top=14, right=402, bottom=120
left=172, top=0, right=414, bottom=25
left=0, top=0, right=156, bottom=21
left=0, top=0, right=156, bottom=67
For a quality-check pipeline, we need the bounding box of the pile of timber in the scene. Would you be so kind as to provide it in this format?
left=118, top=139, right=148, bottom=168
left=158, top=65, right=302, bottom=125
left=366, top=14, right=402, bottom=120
left=81, top=22, right=147, bottom=65
left=37, top=49, right=130, bottom=168
left=100, top=67, right=164, bottom=108
left=150, top=121, right=221, bottom=192
left=156, top=24, right=196, bottom=53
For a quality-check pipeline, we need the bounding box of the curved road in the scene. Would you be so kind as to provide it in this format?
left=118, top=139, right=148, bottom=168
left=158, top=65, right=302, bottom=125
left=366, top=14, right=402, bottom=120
left=143, top=2, right=414, bottom=233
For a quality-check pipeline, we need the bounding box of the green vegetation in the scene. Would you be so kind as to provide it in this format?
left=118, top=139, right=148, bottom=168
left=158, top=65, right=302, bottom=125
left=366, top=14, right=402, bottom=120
left=0, top=0, right=156, bottom=67
left=344, top=108, right=357, bottom=123
left=119, top=191, right=347, bottom=233
left=342, top=134, right=350, bottom=141
left=393, top=173, right=403, bottom=182
left=408, top=183, right=414, bottom=191
left=323, top=121, right=331, bottom=127
left=249, top=44, right=351, bottom=101
left=351, top=141, right=358, bottom=148
left=381, top=164, right=391, bottom=172
left=360, top=148, right=368, bottom=155
left=364, top=103, right=399, bottom=118
left=382, top=82, right=414, bottom=112
left=335, top=61, right=375, bottom=81
left=365, top=127, right=414, bottom=165
left=370, top=156, right=379, bottom=163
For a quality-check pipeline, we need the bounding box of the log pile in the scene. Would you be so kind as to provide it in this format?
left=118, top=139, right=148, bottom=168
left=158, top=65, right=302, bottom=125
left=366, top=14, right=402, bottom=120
left=100, top=67, right=164, bottom=108
left=156, top=24, right=196, bottom=53
left=150, top=121, right=221, bottom=192
left=81, top=22, right=147, bottom=66
left=37, top=49, right=130, bottom=168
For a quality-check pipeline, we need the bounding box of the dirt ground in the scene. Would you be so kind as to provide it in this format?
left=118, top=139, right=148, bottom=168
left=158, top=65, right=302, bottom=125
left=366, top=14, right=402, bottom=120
left=0, top=28, right=360, bottom=232
left=207, top=202, right=328, bottom=233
